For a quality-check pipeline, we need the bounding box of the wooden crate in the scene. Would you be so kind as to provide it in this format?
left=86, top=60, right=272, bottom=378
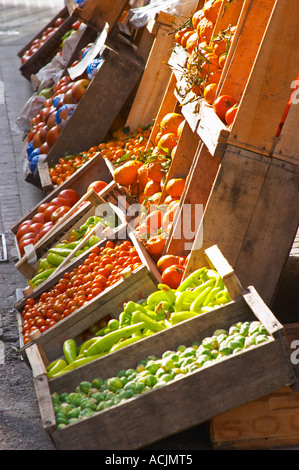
left=184, top=145, right=299, bottom=307
left=210, top=386, right=299, bottom=450
left=25, top=37, right=144, bottom=188
left=10, top=154, right=113, bottom=247
left=14, top=189, right=125, bottom=287
left=15, top=225, right=162, bottom=357
left=210, top=322, right=299, bottom=449
left=26, top=281, right=299, bottom=449
left=125, top=12, right=178, bottom=131
left=18, top=8, right=75, bottom=81
left=170, top=0, right=299, bottom=160
left=65, top=0, right=129, bottom=33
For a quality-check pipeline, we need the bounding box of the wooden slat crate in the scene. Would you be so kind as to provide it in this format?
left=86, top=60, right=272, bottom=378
left=10, top=154, right=112, bottom=245
left=184, top=145, right=299, bottom=307
left=18, top=8, right=75, bottom=81
left=15, top=225, right=162, bottom=357
left=125, top=11, right=178, bottom=131
left=210, top=322, right=299, bottom=449
left=210, top=386, right=299, bottom=450
left=65, top=0, right=129, bottom=33
left=26, top=282, right=299, bottom=450
left=14, top=189, right=125, bottom=288
left=25, top=37, right=144, bottom=188
left=165, top=141, right=221, bottom=257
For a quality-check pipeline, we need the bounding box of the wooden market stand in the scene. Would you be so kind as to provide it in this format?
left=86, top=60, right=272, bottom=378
left=12, top=0, right=299, bottom=450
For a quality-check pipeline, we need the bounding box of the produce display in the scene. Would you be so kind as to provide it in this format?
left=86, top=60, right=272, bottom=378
left=21, top=239, right=143, bottom=344
left=29, top=208, right=120, bottom=289
left=173, top=1, right=239, bottom=125
left=16, top=188, right=80, bottom=256
left=51, top=319, right=272, bottom=428
left=20, top=16, right=72, bottom=64
left=45, top=267, right=232, bottom=378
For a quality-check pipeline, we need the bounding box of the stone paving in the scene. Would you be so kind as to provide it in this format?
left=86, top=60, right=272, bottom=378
left=0, top=0, right=298, bottom=451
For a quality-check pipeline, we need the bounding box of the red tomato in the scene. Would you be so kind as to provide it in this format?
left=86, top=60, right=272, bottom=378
left=43, top=204, right=62, bottom=223
left=51, top=206, right=70, bottom=223
left=58, top=189, right=80, bottom=206
left=161, top=265, right=185, bottom=289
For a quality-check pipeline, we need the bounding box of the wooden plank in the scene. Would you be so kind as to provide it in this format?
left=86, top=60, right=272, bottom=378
left=205, top=244, right=242, bottom=300
left=196, top=101, right=229, bottom=159
left=227, top=0, right=299, bottom=156
left=166, top=142, right=220, bottom=257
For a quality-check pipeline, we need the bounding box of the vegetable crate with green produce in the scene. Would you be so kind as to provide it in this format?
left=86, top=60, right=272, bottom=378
left=65, top=0, right=129, bottom=33
left=26, top=279, right=299, bottom=450
left=15, top=188, right=125, bottom=295
left=15, top=224, right=162, bottom=354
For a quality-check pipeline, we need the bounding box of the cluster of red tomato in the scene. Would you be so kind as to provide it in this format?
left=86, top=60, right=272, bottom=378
left=21, top=239, right=143, bottom=344
left=16, top=188, right=80, bottom=257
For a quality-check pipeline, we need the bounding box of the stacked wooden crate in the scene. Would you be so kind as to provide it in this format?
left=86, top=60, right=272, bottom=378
left=12, top=0, right=299, bottom=451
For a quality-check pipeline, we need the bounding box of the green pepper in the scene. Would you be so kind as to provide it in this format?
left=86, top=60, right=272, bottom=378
left=174, top=290, right=199, bottom=312
left=86, top=235, right=100, bottom=247
left=200, top=269, right=219, bottom=282
left=170, top=311, right=199, bottom=325
left=84, top=322, right=146, bottom=356
left=110, top=334, right=147, bottom=353
left=31, top=267, right=56, bottom=284
left=46, top=253, right=65, bottom=267
left=47, top=359, right=68, bottom=378
left=79, top=216, right=100, bottom=234
left=131, top=311, right=165, bottom=332
left=63, top=339, right=77, bottom=365
left=62, top=240, right=81, bottom=250
left=190, top=286, right=213, bottom=312
left=176, top=268, right=207, bottom=292
left=156, top=284, right=176, bottom=303
left=61, top=353, right=106, bottom=372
